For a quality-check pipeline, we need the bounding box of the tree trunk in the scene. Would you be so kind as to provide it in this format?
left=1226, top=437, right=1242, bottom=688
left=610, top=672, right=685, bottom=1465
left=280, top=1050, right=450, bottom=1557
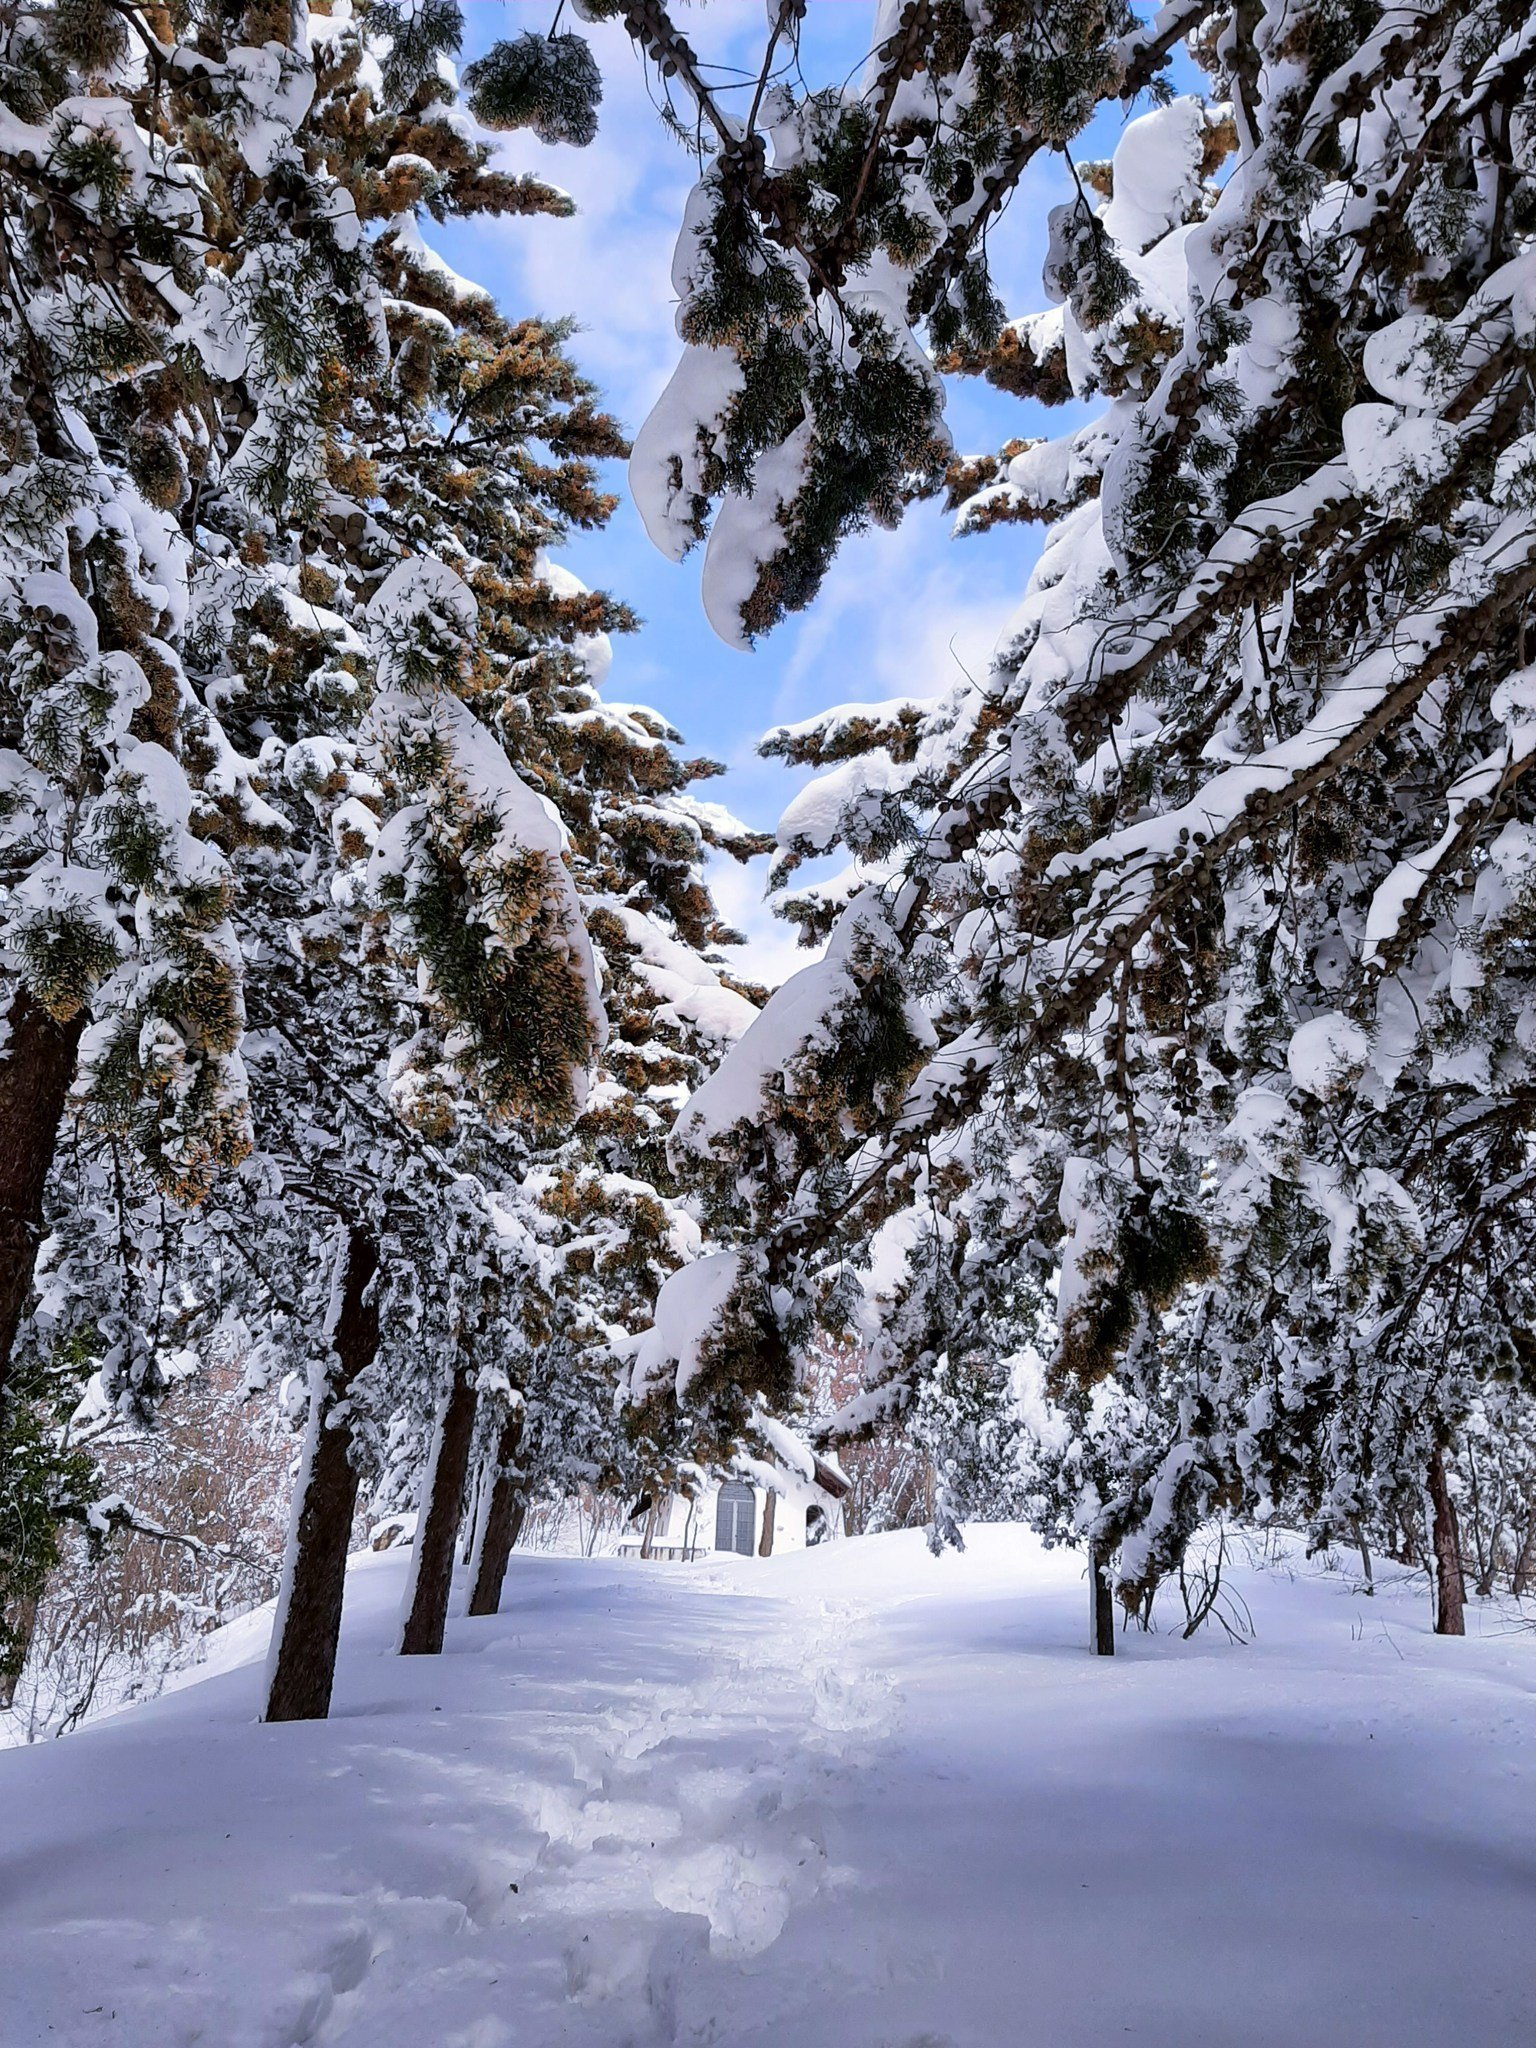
left=263, top=1223, right=381, bottom=1723
left=1089, top=1538, right=1115, bottom=1656
left=0, top=994, right=85, bottom=1410
left=399, top=1364, right=478, bottom=1656
left=1427, top=1446, right=1466, bottom=1637
left=1463, top=1446, right=1496, bottom=1599
left=1513, top=1509, right=1536, bottom=1598
left=460, top=1462, right=483, bottom=1566
left=1352, top=1517, right=1374, bottom=1595
left=466, top=1407, right=527, bottom=1618
left=0, top=1592, right=39, bottom=1710
left=758, top=1487, right=776, bottom=1557
left=1475, top=1467, right=1504, bottom=1599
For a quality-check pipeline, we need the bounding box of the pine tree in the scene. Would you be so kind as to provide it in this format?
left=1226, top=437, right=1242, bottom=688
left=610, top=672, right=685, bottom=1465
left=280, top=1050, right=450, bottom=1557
left=0, top=0, right=545, bottom=1700
left=311, top=3, right=765, bottom=1649
left=610, top=0, right=1536, bottom=1634
left=0, top=0, right=352, bottom=1406
left=140, top=0, right=759, bottom=1704
left=0, top=0, right=387, bottom=1678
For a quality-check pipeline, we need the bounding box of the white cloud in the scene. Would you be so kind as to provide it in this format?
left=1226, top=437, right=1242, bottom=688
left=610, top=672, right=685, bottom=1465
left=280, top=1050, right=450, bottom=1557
left=769, top=508, right=1020, bottom=733
left=707, top=850, right=811, bottom=993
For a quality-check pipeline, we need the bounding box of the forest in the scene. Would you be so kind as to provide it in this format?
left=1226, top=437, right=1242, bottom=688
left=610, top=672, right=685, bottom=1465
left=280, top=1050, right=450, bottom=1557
left=1, top=0, right=1534, bottom=2042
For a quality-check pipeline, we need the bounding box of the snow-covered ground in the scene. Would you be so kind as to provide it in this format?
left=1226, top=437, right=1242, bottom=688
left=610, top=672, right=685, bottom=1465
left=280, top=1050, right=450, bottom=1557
left=3, top=1527, right=1532, bottom=2048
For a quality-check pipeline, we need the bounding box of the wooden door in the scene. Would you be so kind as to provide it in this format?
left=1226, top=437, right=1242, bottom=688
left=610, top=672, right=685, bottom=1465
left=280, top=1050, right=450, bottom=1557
left=714, top=1481, right=756, bottom=1555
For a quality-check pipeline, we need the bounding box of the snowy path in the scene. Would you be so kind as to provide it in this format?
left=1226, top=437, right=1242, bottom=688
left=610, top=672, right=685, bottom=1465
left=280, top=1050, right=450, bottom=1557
left=3, top=1528, right=1533, bottom=2048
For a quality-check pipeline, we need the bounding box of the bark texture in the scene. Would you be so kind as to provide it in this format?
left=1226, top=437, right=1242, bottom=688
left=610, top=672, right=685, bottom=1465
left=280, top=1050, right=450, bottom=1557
left=1427, top=1446, right=1467, bottom=1637
left=0, top=1594, right=38, bottom=1709
left=467, top=1407, right=527, bottom=1618
left=1514, top=1513, right=1536, bottom=1599
left=758, top=1487, right=776, bottom=1557
left=399, top=1365, right=478, bottom=1656
left=263, top=1224, right=381, bottom=1723
left=1352, top=1517, right=1374, bottom=1595
left=1089, top=1539, right=1115, bottom=1657
left=0, top=994, right=85, bottom=1407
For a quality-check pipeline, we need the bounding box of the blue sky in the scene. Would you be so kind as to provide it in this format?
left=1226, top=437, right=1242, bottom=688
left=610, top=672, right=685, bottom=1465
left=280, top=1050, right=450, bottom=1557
left=435, top=2, right=1151, bottom=978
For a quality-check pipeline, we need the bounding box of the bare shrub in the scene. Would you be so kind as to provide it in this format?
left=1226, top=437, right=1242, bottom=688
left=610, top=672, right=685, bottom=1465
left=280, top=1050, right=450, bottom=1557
left=3, top=1367, right=289, bottom=1743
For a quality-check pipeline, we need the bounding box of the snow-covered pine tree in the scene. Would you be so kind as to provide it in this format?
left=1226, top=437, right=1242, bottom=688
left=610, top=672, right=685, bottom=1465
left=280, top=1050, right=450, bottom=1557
left=610, top=0, right=1536, bottom=1640
left=460, top=690, right=766, bottom=1616
left=134, top=0, right=762, bottom=1703
left=0, top=0, right=391, bottom=1686
left=0, top=0, right=349, bottom=1404
left=0, top=0, right=619, bottom=1709
left=957, top=0, right=1536, bottom=1638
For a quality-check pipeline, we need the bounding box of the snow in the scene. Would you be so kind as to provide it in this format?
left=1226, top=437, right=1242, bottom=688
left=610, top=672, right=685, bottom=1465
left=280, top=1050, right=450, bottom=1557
left=629, top=344, right=744, bottom=564
left=385, top=212, right=491, bottom=306
left=601, top=902, right=756, bottom=1045
left=22, top=569, right=99, bottom=657
left=1361, top=726, right=1536, bottom=969
left=224, top=41, right=316, bottom=176
left=1057, top=1154, right=1119, bottom=1327
left=1342, top=401, right=1460, bottom=513
left=1099, top=97, right=1211, bottom=256
left=672, top=892, right=916, bottom=1160
left=623, top=1248, right=744, bottom=1402
left=12, top=863, right=122, bottom=947
left=765, top=695, right=932, bottom=753
left=775, top=751, right=899, bottom=860
left=1287, top=1010, right=1370, bottom=1098
left=954, top=420, right=1110, bottom=535
left=366, top=555, right=479, bottom=653
left=700, top=418, right=814, bottom=650
left=3, top=1527, right=1533, bottom=2047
